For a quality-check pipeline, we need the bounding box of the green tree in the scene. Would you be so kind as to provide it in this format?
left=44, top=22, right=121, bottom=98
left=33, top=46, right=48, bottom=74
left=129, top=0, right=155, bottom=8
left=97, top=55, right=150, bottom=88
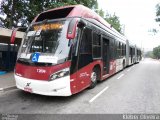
left=0, top=0, right=26, bottom=28
left=96, top=9, right=105, bottom=18
left=145, top=51, right=154, bottom=58
left=95, top=9, right=122, bottom=34
left=0, top=0, right=98, bottom=28
left=153, top=45, right=160, bottom=59
left=156, top=3, right=160, bottom=22
left=105, top=13, right=122, bottom=33
left=149, top=3, right=160, bottom=34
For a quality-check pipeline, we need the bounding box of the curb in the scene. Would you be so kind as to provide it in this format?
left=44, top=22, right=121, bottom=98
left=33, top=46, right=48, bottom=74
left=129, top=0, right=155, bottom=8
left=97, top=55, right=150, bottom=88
left=0, top=86, right=17, bottom=92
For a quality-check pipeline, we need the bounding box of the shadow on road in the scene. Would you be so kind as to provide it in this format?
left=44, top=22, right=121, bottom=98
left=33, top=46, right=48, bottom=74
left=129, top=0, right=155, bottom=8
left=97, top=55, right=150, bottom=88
left=14, top=89, right=87, bottom=104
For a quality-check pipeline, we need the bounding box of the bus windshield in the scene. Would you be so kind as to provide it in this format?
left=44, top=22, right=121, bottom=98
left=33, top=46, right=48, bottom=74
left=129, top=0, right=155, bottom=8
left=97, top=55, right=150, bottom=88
left=18, top=20, right=71, bottom=64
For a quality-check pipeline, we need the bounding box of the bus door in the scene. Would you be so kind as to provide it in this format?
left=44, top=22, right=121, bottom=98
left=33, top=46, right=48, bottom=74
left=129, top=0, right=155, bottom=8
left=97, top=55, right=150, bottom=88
left=102, top=37, right=109, bottom=74
left=130, top=47, right=133, bottom=63
left=71, top=27, right=93, bottom=92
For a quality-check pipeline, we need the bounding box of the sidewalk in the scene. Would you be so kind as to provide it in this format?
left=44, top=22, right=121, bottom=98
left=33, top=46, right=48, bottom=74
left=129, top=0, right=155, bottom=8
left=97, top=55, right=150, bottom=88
left=0, top=72, right=16, bottom=91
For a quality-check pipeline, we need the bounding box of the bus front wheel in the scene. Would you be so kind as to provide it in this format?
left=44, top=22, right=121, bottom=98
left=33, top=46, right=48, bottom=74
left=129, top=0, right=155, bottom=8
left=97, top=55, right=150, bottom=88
left=89, top=68, right=98, bottom=89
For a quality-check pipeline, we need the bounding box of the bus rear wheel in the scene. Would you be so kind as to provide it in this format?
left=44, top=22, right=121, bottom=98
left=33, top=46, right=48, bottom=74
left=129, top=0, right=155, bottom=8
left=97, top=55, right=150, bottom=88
left=123, top=61, right=125, bottom=70
left=89, top=68, right=98, bottom=89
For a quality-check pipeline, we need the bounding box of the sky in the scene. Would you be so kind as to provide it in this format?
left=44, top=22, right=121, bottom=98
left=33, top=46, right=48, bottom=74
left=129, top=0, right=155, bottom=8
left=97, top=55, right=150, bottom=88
left=98, top=0, right=160, bottom=51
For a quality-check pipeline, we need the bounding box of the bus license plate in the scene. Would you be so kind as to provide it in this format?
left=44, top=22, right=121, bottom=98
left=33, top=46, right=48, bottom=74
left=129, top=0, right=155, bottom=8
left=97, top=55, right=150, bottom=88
left=24, top=87, right=33, bottom=93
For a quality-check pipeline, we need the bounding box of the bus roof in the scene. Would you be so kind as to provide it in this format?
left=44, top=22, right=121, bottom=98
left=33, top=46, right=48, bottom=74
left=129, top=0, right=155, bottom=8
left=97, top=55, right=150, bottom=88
left=33, top=5, right=124, bottom=39
left=33, top=5, right=111, bottom=29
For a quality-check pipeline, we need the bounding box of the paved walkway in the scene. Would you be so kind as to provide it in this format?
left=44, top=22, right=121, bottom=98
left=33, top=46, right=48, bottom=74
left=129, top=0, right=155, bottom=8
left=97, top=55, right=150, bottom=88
left=0, top=72, right=16, bottom=91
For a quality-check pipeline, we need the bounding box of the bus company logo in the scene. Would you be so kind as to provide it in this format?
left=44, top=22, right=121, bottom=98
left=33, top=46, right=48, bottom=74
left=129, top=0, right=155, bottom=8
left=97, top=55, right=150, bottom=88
left=37, top=68, right=46, bottom=74
left=26, top=82, right=31, bottom=87
left=80, top=72, right=89, bottom=77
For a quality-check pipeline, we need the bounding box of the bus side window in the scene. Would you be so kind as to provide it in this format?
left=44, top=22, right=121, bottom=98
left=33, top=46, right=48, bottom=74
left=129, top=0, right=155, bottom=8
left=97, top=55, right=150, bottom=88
left=109, top=38, right=115, bottom=60
left=92, top=32, right=101, bottom=58
left=117, top=41, right=121, bottom=58
left=78, top=27, right=93, bottom=69
left=115, top=40, right=118, bottom=59
left=80, top=28, right=92, bottom=53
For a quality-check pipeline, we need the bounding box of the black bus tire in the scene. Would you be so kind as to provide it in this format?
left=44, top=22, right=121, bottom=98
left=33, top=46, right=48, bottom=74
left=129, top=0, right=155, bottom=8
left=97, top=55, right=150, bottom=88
left=89, top=68, right=99, bottom=89
left=123, top=60, right=125, bottom=70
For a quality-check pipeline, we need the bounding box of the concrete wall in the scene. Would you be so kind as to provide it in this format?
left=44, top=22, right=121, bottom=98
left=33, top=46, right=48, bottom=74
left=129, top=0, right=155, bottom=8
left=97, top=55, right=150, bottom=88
left=0, top=28, right=24, bottom=44
left=0, top=28, right=24, bottom=38
left=0, top=28, right=24, bottom=71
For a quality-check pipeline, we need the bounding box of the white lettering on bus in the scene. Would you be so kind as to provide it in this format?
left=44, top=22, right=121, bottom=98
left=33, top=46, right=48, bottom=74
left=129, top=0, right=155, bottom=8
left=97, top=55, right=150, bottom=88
left=37, top=69, right=46, bottom=73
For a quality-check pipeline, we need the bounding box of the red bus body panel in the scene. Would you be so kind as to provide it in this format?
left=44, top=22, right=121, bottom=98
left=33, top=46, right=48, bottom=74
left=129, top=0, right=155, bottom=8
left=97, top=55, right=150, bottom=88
left=70, top=60, right=103, bottom=94
left=15, top=61, right=71, bottom=81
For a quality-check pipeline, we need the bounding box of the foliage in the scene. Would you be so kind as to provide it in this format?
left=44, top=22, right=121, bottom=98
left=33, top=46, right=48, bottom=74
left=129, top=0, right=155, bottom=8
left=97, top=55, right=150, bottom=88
left=105, top=13, right=122, bottom=33
left=155, top=3, right=160, bottom=22
left=95, top=9, right=122, bottom=34
left=150, top=3, right=160, bottom=35
left=153, top=45, right=160, bottom=59
left=0, top=0, right=122, bottom=33
left=144, top=51, right=154, bottom=58
left=0, top=0, right=98, bottom=28
left=0, top=0, right=26, bottom=28
left=96, top=9, right=105, bottom=18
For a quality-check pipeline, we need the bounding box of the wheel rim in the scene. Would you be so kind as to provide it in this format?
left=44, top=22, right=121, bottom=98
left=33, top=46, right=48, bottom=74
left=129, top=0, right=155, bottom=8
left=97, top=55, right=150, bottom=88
left=91, top=72, right=97, bottom=83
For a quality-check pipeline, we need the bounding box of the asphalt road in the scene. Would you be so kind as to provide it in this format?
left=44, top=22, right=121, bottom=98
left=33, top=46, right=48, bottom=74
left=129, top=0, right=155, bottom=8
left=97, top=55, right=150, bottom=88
left=0, top=58, right=160, bottom=115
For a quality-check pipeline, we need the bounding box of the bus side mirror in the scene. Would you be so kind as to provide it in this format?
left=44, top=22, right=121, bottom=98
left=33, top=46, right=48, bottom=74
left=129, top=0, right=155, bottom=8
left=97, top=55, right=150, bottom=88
left=77, top=20, right=87, bottom=28
left=10, top=27, right=27, bottom=44
left=67, top=19, right=78, bottom=39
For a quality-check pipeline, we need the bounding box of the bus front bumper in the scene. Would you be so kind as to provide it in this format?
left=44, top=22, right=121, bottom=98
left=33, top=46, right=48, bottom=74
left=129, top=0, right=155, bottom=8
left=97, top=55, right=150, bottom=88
left=14, top=75, right=72, bottom=96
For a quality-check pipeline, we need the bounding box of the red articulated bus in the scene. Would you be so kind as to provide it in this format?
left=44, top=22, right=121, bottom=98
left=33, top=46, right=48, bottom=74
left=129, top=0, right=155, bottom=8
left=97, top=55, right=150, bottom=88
left=14, top=5, right=141, bottom=96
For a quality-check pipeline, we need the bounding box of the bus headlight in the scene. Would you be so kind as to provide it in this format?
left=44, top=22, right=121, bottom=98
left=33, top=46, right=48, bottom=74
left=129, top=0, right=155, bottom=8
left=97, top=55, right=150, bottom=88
left=50, top=68, right=70, bottom=81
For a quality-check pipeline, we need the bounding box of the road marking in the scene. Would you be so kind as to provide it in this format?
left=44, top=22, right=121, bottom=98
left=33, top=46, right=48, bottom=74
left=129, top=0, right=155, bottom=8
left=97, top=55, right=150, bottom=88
left=117, top=74, right=124, bottom=79
left=127, top=68, right=131, bottom=72
left=89, top=86, right=109, bottom=103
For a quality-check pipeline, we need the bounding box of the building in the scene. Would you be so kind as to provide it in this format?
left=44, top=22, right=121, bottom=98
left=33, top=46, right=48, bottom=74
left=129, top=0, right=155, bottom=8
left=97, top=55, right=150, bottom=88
left=0, top=27, right=24, bottom=71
